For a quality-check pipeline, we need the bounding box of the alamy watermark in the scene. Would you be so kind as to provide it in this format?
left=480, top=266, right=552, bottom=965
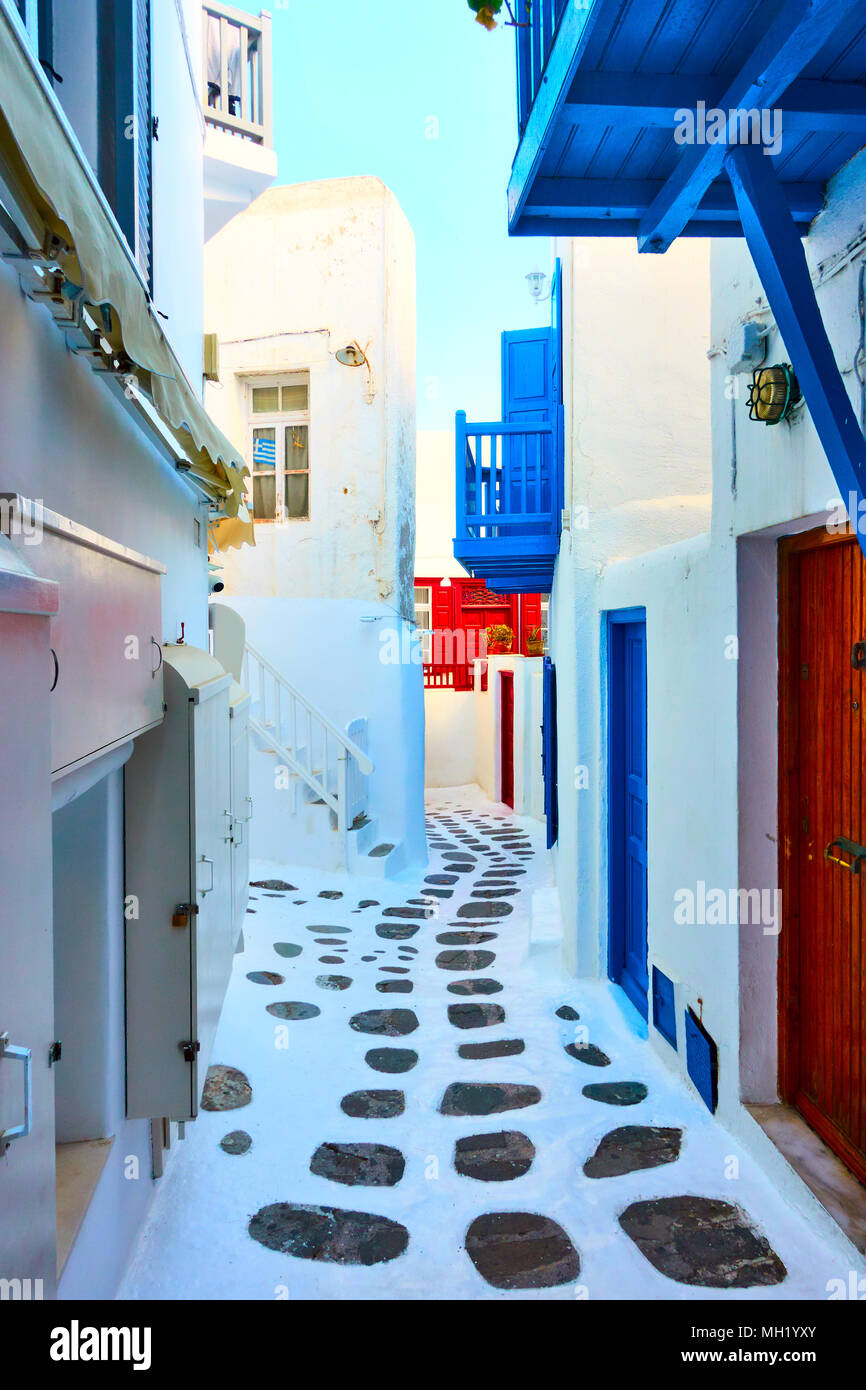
left=674, top=101, right=783, bottom=157
left=674, top=881, right=781, bottom=936
left=0, top=495, right=44, bottom=545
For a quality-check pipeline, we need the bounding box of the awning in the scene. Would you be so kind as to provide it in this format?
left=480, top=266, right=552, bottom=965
left=0, top=7, right=253, bottom=550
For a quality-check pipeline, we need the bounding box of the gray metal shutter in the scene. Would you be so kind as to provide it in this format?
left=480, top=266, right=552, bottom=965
left=133, top=0, right=152, bottom=291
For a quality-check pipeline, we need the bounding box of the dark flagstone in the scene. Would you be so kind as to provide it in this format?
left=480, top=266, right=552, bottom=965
left=349, top=1008, right=419, bottom=1036
left=458, top=1038, right=525, bottom=1059
left=471, top=888, right=520, bottom=899
left=377, top=979, right=413, bottom=993
left=426, top=874, right=458, bottom=885
left=246, top=909, right=257, bottom=914
left=448, top=1002, right=506, bottom=1030
left=220, top=1130, right=252, bottom=1155
left=376, top=923, right=420, bottom=940
left=310, top=1141, right=405, bottom=1187
left=319, top=955, right=344, bottom=965
left=618, top=1197, right=787, bottom=1288
left=250, top=879, right=296, bottom=891
left=315, top=938, right=347, bottom=946
left=583, top=1081, right=648, bottom=1106
left=455, top=1131, right=535, bottom=1182
left=273, top=942, right=303, bottom=958
left=315, top=974, right=353, bottom=991
left=457, top=901, right=513, bottom=919
left=358, top=899, right=379, bottom=908
left=436, top=949, right=496, bottom=972
left=361, top=954, right=377, bottom=962
left=365, top=1048, right=418, bottom=1074
left=565, top=1042, right=611, bottom=1067
left=201, top=1065, right=252, bottom=1111
left=341, top=1088, right=406, bottom=1118
left=584, top=1125, right=682, bottom=1178
left=318, top=890, right=343, bottom=900
left=249, top=1203, right=409, bottom=1265
left=442, top=862, right=475, bottom=874
left=439, top=1081, right=541, bottom=1116
left=483, top=868, right=525, bottom=876
left=380, top=966, right=410, bottom=974
left=246, top=971, right=284, bottom=986
left=306, top=925, right=351, bottom=934
left=424, top=888, right=453, bottom=899
left=293, top=900, right=307, bottom=905
left=382, top=906, right=428, bottom=919
left=447, top=977, right=503, bottom=995
left=465, top=1212, right=580, bottom=1289
left=556, top=1005, right=580, bottom=1021
left=436, top=930, right=497, bottom=945
left=266, top=1001, right=321, bottom=1021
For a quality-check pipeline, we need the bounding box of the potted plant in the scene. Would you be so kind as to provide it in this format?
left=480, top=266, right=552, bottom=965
left=486, top=623, right=514, bottom=655
left=525, top=625, right=544, bottom=657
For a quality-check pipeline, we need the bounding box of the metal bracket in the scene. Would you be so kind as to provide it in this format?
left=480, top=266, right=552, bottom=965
left=853, top=641, right=866, bottom=670
left=179, top=1041, right=200, bottom=1063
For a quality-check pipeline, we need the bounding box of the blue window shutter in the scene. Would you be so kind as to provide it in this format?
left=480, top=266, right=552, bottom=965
left=501, top=327, right=554, bottom=424
left=652, top=966, right=677, bottom=1049
left=542, top=656, right=558, bottom=848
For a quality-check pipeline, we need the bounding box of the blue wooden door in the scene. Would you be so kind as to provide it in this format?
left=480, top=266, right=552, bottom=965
left=542, top=656, right=558, bottom=848
left=608, top=611, right=648, bottom=1017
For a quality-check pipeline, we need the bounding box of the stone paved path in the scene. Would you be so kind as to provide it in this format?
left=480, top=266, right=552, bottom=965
left=120, top=789, right=865, bottom=1301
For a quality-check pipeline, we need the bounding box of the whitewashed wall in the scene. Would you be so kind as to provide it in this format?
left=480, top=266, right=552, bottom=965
left=556, top=142, right=866, bottom=1250
left=550, top=236, right=713, bottom=977
left=205, top=178, right=425, bottom=864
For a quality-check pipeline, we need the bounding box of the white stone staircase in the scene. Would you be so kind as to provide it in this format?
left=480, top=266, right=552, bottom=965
left=242, top=640, right=406, bottom=876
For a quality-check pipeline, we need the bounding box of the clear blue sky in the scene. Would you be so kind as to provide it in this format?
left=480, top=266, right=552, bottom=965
left=232, top=0, right=551, bottom=429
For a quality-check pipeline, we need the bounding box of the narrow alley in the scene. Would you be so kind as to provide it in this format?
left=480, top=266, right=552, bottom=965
left=120, top=794, right=856, bottom=1302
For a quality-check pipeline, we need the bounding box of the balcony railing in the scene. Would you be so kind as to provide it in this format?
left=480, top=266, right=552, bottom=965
left=202, top=2, right=272, bottom=145
left=515, top=0, right=570, bottom=135
left=453, top=412, right=563, bottom=593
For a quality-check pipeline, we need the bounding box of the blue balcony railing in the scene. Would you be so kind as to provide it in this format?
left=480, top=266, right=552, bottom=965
left=515, top=0, right=570, bottom=135
left=453, top=411, right=563, bottom=594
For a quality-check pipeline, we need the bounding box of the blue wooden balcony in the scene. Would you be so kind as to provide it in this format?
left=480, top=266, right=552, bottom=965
left=453, top=411, right=563, bottom=594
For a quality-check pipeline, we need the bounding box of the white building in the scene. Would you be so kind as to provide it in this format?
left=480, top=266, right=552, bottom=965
left=0, top=0, right=273, bottom=1298
left=206, top=177, right=426, bottom=875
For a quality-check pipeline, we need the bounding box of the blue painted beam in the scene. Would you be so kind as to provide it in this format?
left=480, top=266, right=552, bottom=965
left=562, top=73, right=866, bottom=133
left=507, top=0, right=616, bottom=233
left=727, top=143, right=866, bottom=557
left=510, top=217, right=774, bottom=240
left=636, top=0, right=863, bottom=254
left=526, top=178, right=824, bottom=223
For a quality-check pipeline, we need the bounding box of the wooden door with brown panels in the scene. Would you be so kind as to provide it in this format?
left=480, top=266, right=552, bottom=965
left=779, top=527, right=866, bottom=1185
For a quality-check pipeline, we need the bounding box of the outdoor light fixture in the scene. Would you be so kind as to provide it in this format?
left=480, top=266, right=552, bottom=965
left=336, top=341, right=376, bottom=404
left=747, top=364, right=802, bottom=425
left=526, top=269, right=548, bottom=303
left=336, top=342, right=366, bottom=367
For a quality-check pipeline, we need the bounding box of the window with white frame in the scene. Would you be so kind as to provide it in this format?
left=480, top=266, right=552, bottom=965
left=413, top=584, right=433, bottom=663
left=247, top=374, right=311, bottom=522
left=540, top=596, right=550, bottom=651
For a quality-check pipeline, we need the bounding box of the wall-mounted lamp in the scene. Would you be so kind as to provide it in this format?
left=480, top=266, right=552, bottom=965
left=336, top=340, right=376, bottom=403
left=526, top=269, right=549, bottom=304
left=747, top=364, right=801, bottom=425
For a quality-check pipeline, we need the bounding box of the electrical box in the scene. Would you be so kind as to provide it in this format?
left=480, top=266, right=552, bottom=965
left=203, top=332, right=220, bottom=382
left=725, top=320, right=767, bottom=375
left=124, top=644, right=235, bottom=1121
left=0, top=495, right=164, bottom=776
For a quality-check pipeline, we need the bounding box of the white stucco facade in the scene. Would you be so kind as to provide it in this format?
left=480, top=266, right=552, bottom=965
left=205, top=178, right=425, bottom=869
left=548, top=150, right=866, bottom=1254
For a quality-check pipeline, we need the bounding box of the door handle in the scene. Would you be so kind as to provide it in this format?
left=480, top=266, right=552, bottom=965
left=0, top=1032, right=32, bottom=1157
left=824, top=837, right=866, bottom=874
left=197, top=855, right=215, bottom=896
left=233, top=818, right=244, bottom=847
left=243, top=796, right=253, bottom=822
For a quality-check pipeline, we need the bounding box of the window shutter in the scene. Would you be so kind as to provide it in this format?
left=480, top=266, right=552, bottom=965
left=542, top=656, right=558, bottom=848
left=521, top=594, right=542, bottom=653
left=133, top=0, right=152, bottom=290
